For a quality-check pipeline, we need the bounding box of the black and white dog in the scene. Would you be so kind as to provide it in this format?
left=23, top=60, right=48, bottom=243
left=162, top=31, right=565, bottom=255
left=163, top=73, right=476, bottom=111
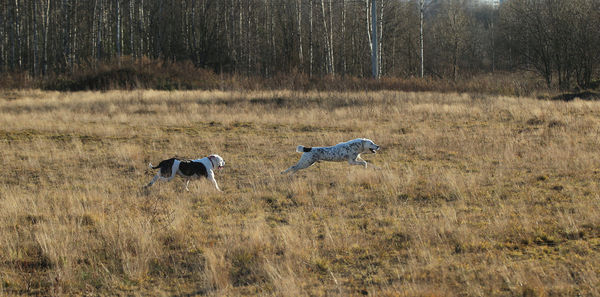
left=146, top=155, right=225, bottom=191
left=282, top=138, right=380, bottom=174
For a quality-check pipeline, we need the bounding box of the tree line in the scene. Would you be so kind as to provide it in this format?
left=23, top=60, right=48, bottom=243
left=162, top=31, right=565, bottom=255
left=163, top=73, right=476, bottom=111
left=0, top=0, right=598, bottom=90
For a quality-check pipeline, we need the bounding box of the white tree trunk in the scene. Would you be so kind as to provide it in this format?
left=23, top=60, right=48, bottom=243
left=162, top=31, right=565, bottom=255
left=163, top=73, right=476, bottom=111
left=309, top=0, right=313, bottom=76
left=419, top=0, right=424, bottom=77
left=366, top=0, right=371, bottom=56
left=378, top=0, right=383, bottom=77
left=328, top=0, right=334, bottom=74
left=320, top=0, right=333, bottom=74
left=72, top=0, right=77, bottom=69
left=33, top=0, right=38, bottom=75
left=341, top=0, right=346, bottom=74
left=297, top=0, right=303, bottom=66
left=62, top=0, right=70, bottom=71
left=116, top=0, right=121, bottom=63
left=43, top=0, right=50, bottom=74
left=15, top=0, right=21, bottom=69
left=129, top=0, right=134, bottom=58
left=140, top=0, right=144, bottom=57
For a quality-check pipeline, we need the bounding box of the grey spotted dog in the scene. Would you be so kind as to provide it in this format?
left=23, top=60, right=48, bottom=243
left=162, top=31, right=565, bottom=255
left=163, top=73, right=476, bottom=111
left=281, top=138, right=380, bottom=174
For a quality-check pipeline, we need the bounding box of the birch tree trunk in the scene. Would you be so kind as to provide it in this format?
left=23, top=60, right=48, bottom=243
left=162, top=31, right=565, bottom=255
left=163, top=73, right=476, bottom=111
left=191, top=0, right=197, bottom=64
left=14, top=0, right=22, bottom=69
left=95, top=0, right=102, bottom=63
left=490, top=13, right=495, bottom=73
left=309, top=0, right=313, bottom=76
left=378, top=0, right=383, bottom=77
left=33, top=0, right=38, bottom=75
left=246, top=0, right=251, bottom=75
left=116, top=0, right=121, bottom=64
left=138, top=0, right=144, bottom=58
left=71, top=0, right=77, bottom=69
left=321, top=0, right=332, bottom=74
left=63, top=0, right=71, bottom=72
left=419, top=0, right=424, bottom=77
left=269, top=0, right=274, bottom=76
left=43, top=0, right=50, bottom=75
left=366, top=0, right=372, bottom=57
left=0, top=2, right=4, bottom=71
left=296, top=0, right=303, bottom=67
left=155, top=1, right=162, bottom=58
left=329, top=0, right=334, bottom=74
left=341, top=0, right=346, bottom=74
left=237, top=0, right=243, bottom=73
left=129, top=0, right=134, bottom=59
left=371, top=0, right=377, bottom=78
left=9, top=1, right=14, bottom=70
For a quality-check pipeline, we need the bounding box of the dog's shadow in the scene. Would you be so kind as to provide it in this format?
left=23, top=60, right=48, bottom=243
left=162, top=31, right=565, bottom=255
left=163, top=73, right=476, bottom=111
left=138, top=185, right=152, bottom=197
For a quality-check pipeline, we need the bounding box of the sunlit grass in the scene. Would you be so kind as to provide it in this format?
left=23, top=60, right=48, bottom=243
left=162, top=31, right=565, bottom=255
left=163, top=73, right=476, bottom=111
left=1, top=90, right=600, bottom=295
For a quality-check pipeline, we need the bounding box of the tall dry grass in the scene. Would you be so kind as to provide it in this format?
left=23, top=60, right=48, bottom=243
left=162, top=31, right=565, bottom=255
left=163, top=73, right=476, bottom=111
left=1, top=89, right=600, bottom=296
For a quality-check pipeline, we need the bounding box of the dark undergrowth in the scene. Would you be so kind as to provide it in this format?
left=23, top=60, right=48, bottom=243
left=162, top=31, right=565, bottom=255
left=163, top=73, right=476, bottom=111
left=1, top=58, right=596, bottom=98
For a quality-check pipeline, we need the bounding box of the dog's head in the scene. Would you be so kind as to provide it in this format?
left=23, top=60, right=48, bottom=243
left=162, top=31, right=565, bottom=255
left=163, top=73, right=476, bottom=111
left=361, top=138, right=380, bottom=154
left=209, top=154, right=225, bottom=169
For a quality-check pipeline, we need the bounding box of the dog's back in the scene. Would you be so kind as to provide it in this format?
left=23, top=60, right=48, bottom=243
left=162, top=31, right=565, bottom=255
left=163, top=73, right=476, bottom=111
left=178, top=160, right=208, bottom=178
left=150, top=158, right=176, bottom=175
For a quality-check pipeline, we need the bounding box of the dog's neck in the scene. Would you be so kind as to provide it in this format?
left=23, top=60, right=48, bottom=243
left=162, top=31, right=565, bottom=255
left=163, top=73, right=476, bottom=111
left=207, top=155, right=217, bottom=169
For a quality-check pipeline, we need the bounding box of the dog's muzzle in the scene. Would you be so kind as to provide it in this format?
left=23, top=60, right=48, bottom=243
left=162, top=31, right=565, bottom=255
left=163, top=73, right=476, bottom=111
left=370, top=146, right=380, bottom=153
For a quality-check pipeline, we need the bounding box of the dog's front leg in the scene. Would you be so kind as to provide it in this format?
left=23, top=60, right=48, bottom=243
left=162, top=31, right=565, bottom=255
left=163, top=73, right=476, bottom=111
left=348, top=158, right=368, bottom=168
left=208, top=173, right=222, bottom=191
left=185, top=180, right=191, bottom=191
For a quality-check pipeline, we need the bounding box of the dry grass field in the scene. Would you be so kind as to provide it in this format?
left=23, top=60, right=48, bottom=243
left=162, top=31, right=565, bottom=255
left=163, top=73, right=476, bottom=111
left=1, top=89, right=600, bottom=296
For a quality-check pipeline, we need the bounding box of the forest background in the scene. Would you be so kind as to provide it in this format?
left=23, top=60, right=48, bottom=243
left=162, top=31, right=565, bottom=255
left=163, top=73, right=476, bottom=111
left=0, top=0, right=599, bottom=95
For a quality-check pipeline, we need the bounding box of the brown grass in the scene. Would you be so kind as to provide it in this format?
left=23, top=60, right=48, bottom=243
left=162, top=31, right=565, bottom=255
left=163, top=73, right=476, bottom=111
left=1, top=89, right=600, bottom=296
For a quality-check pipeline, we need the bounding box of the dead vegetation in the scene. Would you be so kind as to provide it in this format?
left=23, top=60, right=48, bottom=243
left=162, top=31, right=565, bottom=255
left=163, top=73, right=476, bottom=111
left=1, top=90, right=600, bottom=296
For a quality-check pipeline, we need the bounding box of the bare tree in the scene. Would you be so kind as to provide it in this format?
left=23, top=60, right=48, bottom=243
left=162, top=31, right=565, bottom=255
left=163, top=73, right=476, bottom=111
left=296, top=0, right=303, bottom=67
left=129, top=0, right=134, bottom=58
left=320, top=0, right=334, bottom=75
left=32, top=0, right=38, bottom=75
left=309, top=0, right=314, bottom=76
left=115, top=0, right=121, bottom=63
left=499, top=0, right=600, bottom=89
left=419, top=0, right=424, bottom=77
left=42, top=0, right=50, bottom=75
left=431, top=0, right=470, bottom=81
left=0, top=0, right=595, bottom=85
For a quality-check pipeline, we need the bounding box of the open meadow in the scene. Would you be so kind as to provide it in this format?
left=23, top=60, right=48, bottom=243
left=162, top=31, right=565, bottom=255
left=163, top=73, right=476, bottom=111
left=1, top=89, right=600, bottom=296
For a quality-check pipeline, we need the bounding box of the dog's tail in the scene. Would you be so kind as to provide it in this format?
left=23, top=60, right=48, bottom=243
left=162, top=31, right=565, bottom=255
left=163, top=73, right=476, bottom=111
left=296, top=145, right=312, bottom=153
left=149, top=162, right=159, bottom=170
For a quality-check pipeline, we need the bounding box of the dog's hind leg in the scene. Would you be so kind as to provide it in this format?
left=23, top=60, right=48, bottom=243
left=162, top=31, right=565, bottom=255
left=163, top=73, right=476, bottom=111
left=163, top=160, right=180, bottom=182
left=185, top=180, right=191, bottom=191
left=281, top=165, right=299, bottom=174
left=282, top=155, right=316, bottom=174
left=146, top=174, right=161, bottom=187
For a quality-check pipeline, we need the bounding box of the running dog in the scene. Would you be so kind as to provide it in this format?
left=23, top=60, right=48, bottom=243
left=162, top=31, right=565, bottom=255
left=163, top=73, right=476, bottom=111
left=146, top=155, right=225, bottom=191
left=282, top=138, right=380, bottom=174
